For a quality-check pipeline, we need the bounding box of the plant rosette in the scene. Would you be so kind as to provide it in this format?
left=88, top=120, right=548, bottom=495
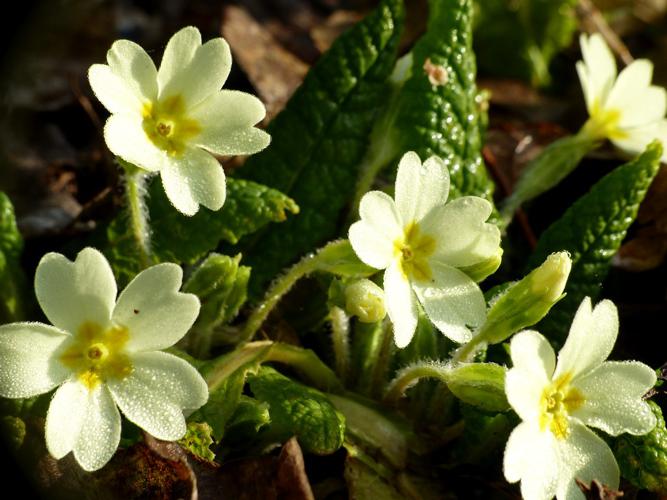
left=0, top=248, right=208, bottom=471
left=89, top=26, right=270, bottom=215
left=348, top=150, right=501, bottom=347
left=503, top=297, right=657, bottom=500
left=577, top=33, right=667, bottom=160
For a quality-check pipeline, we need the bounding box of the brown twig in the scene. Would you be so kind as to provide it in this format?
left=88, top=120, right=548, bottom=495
left=70, top=75, right=104, bottom=133
left=576, top=0, right=634, bottom=66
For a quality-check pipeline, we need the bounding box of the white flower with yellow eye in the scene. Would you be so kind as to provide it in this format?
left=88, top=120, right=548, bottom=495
left=504, top=297, right=657, bottom=500
left=0, top=248, right=208, bottom=471
left=89, top=26, right=270, bottom=216
left=348, top=151, right=500, bottom=347
left=577, top=33, right=667, bottom=159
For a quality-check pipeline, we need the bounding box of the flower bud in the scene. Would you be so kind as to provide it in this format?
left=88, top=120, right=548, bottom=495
left=344, top=279, right=386, bottom=323
left=478, top=251, right=571, bottom=345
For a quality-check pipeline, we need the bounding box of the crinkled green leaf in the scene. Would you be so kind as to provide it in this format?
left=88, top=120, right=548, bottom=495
left=178, top=422, right=215, bottom=461
left=474, top=0, right=578, bottom=86
left=528, top=142, right=662, bottom=342
left=191, top=343, right=273, bottom=441
left=223, top=396, right=271, bottom=441
left=237, top=0, right=404, bottom=294
left=613, top=401, right=667, bottom=494
left=103, top=176, right=296, bottom=286
left=149, top=177, right=298, bottom=264
left=0, top=192, right=26, bottom=322
left=190, top=368, right=248, bottom=442
left=1, top=415, right=26, bottom=451
left=394, top=0, right=495, bottom=204
left=182, top=253, right=250, bottom=357
left=248, top=366, right=345, bottom=454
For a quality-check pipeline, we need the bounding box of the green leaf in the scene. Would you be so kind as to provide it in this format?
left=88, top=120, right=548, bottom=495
left=474, top=0, right=578, bottom=86
left=149, top=177, right=298, bottom=264
left=613, top=401, right=667, bottom=494
left=182, top=253, right=250, bottom=357
left=328, top=393, right=410, bottom=469
left=528, top=142, right=662, bottom=342
left=313, top=239, right=377, bottom=278
left=501, top=133, right=597, bottom=218
left=522, top=0, right=579, bottom=84
left=0, top=415, right=26, bottom=451
left=445, top=363, right=508, bottom=412
left=102, top=176, right=297, bottom=286
left=0, top=192, right=26, bottom=322
left=192, top=343, right=273, bottom=441
left=237, top=0, right=405, bottom=294
left=223, top=396, right=271, bottom=442
left=248, top=366, right=346, bottom=455
left=0, top=193, right=22, bottom=260
left=178, top=422, right=215, bottom=461
left=191, top=368, right=249, bottom=442
left=349, top=320, right=386, bottom=396
left=394, top=0, right=495, bottom=204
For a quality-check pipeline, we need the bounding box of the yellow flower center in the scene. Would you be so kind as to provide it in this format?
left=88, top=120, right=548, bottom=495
left=60, top=321, right=133, bottom=390
left=142, top=95, right=201, bottom=156
left=394, top=221, right=437, bottom=282
left=539, top=373, right=585, bottom=439
left=583, top=103, right=625, bottom=141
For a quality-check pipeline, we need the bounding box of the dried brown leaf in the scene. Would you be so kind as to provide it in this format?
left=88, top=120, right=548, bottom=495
left=190, top=437, right=314, bottom=500
left=222, top=5, right=309, bottom=120
left=311, top=10, right=364, bottom=53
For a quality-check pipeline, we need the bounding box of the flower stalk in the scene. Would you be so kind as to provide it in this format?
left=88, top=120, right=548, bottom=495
left=240, top=239, right=372, bottom=343
left=123, top=166, right=153, bottom=269
left=330, top=306, right=350, bottom=382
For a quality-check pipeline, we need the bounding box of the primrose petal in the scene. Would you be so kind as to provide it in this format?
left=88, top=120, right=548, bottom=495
left=349, top=151, right=499, bottom=346
left=0, top=248, right=208, bottom=472
left=503, top=297, right=655, bottom=499
left=89, top=26, right=269, bottom=216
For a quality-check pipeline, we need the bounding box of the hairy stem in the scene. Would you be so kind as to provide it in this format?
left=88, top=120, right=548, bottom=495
left=204, top=340, right=342, bottom=392
left=239, top=254, right=320, bottom=343
left=330, top=306, right=350, bottom=383
left=240, top=239, right=365, bottom=343
left=369, top=320, right=395, bottom=398
left=450, top=336, right=486, bottom=364
left=383, top=361, right=451, bottom=405
left=124, top=169, right=152, bottom=268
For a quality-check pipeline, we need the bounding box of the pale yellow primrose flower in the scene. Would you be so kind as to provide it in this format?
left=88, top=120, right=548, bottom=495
left=348, top=151, right=501, bottom=347
left=503, top=297, right=657, bottom=500
left=577, top=33, right=667, bottom=160
left=89, top=26, right=270, bottom=216
left=0, top=248, right=208, bottom=471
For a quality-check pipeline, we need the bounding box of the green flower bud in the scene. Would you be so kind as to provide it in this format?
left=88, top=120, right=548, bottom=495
left=478, top=251, right=571, bottom=345
left=344, top=279, right=386, bottom=323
